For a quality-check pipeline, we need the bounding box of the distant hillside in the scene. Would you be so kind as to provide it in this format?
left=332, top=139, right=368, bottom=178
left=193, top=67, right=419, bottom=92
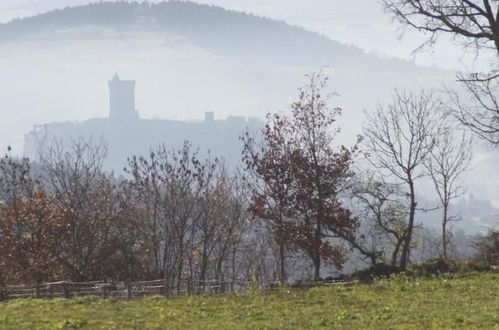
left=0, top=1, right=448, bottom=158
left=0, top=1, right=417, bottom=68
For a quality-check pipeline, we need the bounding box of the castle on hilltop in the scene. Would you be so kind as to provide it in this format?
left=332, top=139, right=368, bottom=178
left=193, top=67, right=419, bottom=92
left=108, top=73, right=140, bottom=122
left=24, top=74, right=261, bottom=171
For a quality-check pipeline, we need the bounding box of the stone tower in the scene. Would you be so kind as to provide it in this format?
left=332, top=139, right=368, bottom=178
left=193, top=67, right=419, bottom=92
left=108, top=73, right=139, bottom=121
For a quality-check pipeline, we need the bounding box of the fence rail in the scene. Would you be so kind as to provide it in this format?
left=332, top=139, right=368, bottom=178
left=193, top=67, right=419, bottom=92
left=0, top=279, right=255, bottom=301
left=0, top=278, right=356, bottom=301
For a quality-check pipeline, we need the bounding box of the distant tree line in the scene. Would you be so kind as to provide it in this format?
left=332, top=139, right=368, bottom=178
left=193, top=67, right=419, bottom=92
left=0, top=71, right=496, bottom=286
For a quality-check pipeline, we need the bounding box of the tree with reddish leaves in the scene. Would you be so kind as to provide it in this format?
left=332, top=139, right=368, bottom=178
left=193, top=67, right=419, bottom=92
left=243, top=71, right=361, bottom=281
left=0, top=191, right=65, bottom=284
left=242, top=113, right=296, bottom=282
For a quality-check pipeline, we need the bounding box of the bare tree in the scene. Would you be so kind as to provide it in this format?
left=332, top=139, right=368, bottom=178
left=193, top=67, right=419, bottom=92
left=382, top=0, right=499, bottom=144
left=111, top=182, right=149, bottom=280
left=381, top=0, right=499, bottom=55
left=125, top=142, right=254, bottom=288
left=448, top=75, right=499, bottom=144
left=363, top=90, right=443, bottom=269
left=352, top=173, right=409, bottom=266
left=187, top=168, right=248, bottom=287
left=425, top=124, right=472, bottom=259
left=126, top=143, right=217, bottom=284
left=37, top=138, right=122, bottom=281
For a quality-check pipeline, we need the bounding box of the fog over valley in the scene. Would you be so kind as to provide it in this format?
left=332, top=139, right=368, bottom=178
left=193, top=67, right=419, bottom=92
left=0, top=1, right=498, bottom=233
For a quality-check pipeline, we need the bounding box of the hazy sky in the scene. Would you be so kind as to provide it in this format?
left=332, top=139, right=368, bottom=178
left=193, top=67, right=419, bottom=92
left=0, top=0, right=486, bottom=71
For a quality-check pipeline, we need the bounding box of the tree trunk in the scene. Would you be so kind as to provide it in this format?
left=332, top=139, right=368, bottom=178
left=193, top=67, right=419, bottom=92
left=313, top=220, right=322, bottom=282
left=278, top=242, right=286, bottom=283
left=400, top=180, right=416, bottom=270
left=391, top=238, right=404, bottom=267
left=493, top=18, right=499, bottom=57
left=313, top=254, right=321, bottom=282
left=442, top=203, right=448, bottom=260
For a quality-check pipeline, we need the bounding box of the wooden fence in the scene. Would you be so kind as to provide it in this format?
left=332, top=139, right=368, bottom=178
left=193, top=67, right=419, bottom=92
left=0, top=279, right=254, bottom=301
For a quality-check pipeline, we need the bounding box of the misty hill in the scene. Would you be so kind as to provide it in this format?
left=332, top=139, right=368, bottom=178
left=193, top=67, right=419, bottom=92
left=0, top=0, right=459, bottom=197
left=0, top=1, right=448, bottom=164
left=0, top=1, right=447, bottom=153
left=0, top=1, right=387, bottom=66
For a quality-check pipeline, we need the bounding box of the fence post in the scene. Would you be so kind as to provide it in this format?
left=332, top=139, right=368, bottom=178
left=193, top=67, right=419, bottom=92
left=63, top=282, right=70, bottom=299
left=0, top=285, right=4, bottom=301
left=102, top=285, right=108, bottom=298
left=48, top=284, right=53, bottom=299
left=127, top=282, right=132, bottom=300
left=34, top=285, right=40, bottom=298
left=165, top=279, right=170, bottom=298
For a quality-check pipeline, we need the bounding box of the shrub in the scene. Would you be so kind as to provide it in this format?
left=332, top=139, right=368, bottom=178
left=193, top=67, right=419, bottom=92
left=409, top=259, right=451, bottom=277
left=352, top=262, right=401, bottom=282
left=473, top=230, right=499, bottom=265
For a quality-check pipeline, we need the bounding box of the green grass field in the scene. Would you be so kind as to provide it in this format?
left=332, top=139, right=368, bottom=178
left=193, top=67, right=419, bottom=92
left=0, top=273, right=498, bottom=329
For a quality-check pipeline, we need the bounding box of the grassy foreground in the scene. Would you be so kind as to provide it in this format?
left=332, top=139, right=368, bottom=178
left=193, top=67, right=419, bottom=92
left=0, top=273, right=498, bottom=329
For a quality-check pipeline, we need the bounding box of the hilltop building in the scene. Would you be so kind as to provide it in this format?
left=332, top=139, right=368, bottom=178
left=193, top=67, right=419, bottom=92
left=24, top=74, right=262, bottom=171
left=108, top=73, right=139, bottom=122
